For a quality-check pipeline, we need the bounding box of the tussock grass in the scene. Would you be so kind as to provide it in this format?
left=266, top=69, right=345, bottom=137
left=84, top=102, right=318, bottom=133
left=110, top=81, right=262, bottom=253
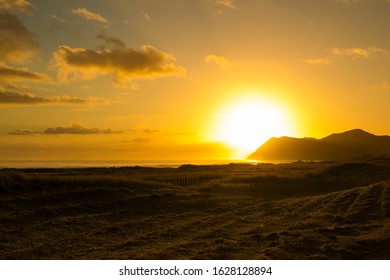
left=1, top=161, right=390, bottom=259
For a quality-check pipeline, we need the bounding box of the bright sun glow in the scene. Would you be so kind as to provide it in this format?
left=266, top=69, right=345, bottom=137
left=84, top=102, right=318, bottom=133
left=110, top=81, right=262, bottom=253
left=214, top=97, right=292, bottom=158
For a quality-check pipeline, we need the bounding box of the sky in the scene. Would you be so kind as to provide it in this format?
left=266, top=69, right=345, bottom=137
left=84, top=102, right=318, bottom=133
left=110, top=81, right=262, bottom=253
left=1, top=0, right=390, bottom=161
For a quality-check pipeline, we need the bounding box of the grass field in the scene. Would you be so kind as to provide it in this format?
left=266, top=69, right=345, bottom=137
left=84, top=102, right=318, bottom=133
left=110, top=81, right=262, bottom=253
left=1, top=159, right=390, bottom=259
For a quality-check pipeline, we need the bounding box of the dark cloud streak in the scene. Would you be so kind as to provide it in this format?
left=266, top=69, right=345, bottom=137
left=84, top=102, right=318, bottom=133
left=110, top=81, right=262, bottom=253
left=0, top=89, right=107, bottom=105
left=8, top=123, right=123, bottom=135
left=43, top=123, right=122, bottom=135
left=0, top=63, right=51, bottom=82
left=7, top=129, right=39, bottom=135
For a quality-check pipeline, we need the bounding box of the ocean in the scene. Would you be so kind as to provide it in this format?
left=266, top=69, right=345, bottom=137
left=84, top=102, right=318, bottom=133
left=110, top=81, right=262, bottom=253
left=0, top=159, right=252, bottom=169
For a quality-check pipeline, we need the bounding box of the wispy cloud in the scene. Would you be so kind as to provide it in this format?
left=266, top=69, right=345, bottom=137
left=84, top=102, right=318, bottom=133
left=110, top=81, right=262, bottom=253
left=363, top=81, right=390, bottom=92
left=50, top=14, right=67, bottom=23
left=305, top=46, right=388, bottom=65
left=0, top=10, right=38, bottom=64
left=7, top=129, right=39, bottom=135
left=97, top=34, right=127, bottom=49
left=304, top=58, right=331, bottom=65
left=331, top=47, right=388, bottom=58
left=8, top=123, right=124, bottom=135
left=0, top=0, right=36, bottom=14
left=215, top=0, right=237, bottom=9
left=205, top=54, right=233, bottom=69
left=0, top=63, right=51, bottom=82
left=131, top=137, right=152, bottom=144
left=49, top=14, right=68, bottom=25
left=43, top=123, right=122, bottom=135
left=51, top=35, right=186, bottom=86
left=71, top=8, right=108, bottom=23
left=140, top=128, right=159, bottom=134
left=0, top=89, right=107, bottom=106
left=128, top=128, right=159, bottom=135
left=140, top=10, right=151, bottom=20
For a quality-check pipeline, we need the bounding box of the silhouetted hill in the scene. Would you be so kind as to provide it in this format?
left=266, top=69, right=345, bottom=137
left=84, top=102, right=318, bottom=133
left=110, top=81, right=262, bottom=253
left=248, top=129, right=390, bottom=161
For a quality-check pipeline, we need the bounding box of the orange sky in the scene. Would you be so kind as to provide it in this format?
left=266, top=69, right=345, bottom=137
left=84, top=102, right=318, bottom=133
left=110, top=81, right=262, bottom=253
left=1, top=0, right=390, bottom=161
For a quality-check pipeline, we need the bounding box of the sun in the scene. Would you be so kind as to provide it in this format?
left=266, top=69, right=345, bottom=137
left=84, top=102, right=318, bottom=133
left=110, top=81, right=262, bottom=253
left=213, top=97, right=292, bottom=158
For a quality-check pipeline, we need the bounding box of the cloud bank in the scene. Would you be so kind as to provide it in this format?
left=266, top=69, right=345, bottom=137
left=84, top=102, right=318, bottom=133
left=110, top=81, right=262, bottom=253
left=51, top=35, right=186, bottom=85
left=71, top=8, right=108, bottom=23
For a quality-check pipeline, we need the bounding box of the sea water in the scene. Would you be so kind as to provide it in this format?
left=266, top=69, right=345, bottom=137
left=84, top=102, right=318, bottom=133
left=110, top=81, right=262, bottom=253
left=0, top=159, right=252, bottom=169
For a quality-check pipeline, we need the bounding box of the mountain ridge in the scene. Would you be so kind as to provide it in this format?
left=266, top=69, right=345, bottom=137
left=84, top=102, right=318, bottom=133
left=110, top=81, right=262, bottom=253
left=248, top=129, right=390, bottom=161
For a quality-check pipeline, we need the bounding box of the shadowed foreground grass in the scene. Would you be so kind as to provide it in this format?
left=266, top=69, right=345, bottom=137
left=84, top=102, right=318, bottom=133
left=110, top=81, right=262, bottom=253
left=1, top=160, right=390, bottom=259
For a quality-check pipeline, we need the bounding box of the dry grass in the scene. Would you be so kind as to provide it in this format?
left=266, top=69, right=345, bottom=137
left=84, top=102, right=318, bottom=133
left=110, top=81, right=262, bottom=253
left=1, top=160, right=390, bottom=259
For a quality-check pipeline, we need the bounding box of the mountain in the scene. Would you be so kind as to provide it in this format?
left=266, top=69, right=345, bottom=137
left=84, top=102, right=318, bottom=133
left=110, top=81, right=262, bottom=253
left=248, top=129, right=390, bottom=161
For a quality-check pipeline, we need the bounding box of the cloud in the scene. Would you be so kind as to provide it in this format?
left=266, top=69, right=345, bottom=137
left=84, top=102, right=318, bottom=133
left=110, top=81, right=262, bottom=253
left=0, top=0, right=35, bottom=14
left=331, top=47, right=388, bottom=58
left=43, top=123, right=123, bottom=135
left=50, top=14, right=67, bottom=23
left=0, top=10, right=38, bottom=64
left=131, top=137, right=152, bottom=144
left=7, top=129, right=39, bottom=135
left=364, top=81, right=390, bottom=92
left=0, top=63, right=51, bottom=82
left=0, top=89, right=107, bottom=106
left=97, top=34, right=127, bottom=49
left=215, top=0, right=237, bottom=9
left=72, top=8, right=108, bottom=23
left=0, top=83, right=29, bottom=92
left=141, top=128, right=159, bottom=134
left=304, top=58, right=331, bottom=65
left=205, top=54, right=233, bottom=69
left=51, top=35, right=186, bottom=85
left=8, top=123, right=124, bottom=135
left=140, top=10, right=151, bottom=21
left=305, top=46, right=388, bottom=65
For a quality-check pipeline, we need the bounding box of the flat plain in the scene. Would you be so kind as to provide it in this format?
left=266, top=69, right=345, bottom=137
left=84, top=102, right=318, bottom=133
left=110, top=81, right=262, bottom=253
left=1, top=159, right=390, bottom=259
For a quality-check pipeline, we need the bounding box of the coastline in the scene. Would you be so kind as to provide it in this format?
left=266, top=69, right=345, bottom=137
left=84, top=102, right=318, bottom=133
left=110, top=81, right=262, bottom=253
left=1, top=159, right=390, bottom=259
left=0, top=159, right=296, bottom=169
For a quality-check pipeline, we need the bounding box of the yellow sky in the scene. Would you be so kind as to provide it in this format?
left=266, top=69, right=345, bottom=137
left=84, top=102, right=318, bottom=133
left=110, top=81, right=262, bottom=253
left=1, top=0, right=390, bottom=161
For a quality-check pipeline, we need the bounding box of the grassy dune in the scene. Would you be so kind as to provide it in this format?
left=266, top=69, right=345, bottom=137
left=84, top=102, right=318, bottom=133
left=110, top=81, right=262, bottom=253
left=1, top=160, right=390, bottom=259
